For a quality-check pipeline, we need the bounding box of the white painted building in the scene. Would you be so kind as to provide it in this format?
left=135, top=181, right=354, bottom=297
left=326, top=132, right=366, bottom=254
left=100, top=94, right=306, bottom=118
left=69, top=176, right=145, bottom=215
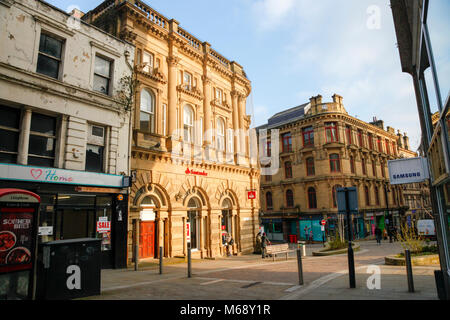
left=0, top=0, right=136, bottom=272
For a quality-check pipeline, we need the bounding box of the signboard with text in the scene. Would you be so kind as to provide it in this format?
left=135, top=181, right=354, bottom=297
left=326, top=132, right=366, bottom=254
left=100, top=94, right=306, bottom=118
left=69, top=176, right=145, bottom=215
left=387, top=157, right=429, bottom=185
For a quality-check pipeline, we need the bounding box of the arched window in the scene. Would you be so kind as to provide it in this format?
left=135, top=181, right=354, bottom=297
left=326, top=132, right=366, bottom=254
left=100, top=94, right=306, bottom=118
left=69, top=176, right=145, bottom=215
left=330, top=153, right=340, bottom=172
left=140, top=89, right=155, bottom=133
left=266, top=192, right=273, bottom=210
left=286, top=189, right=294, bottom=208
left=308, top=187, right=317, bottom=209
left=306, top=157, right=315, bottom=176
left=332, top=185, right=342, bottom=208
left=187, top=197, right=201, bottom=249
left=216, top=118, right=225, bottom=151
left=183, top=105, right=194, bottom=142
left=221, top=198, right=233, bottom=234
left=365, top=186, right=370, bottom=206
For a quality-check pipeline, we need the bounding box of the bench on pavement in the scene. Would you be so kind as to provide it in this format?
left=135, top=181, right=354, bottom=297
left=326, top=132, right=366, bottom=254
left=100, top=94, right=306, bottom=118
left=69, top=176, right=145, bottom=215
left=266, top=243, right=295, bottom=261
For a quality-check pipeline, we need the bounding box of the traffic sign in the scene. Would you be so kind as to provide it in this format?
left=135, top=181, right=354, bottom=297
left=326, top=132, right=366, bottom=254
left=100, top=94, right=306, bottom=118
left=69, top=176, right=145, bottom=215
left=321, top=219, right=326, bottom=226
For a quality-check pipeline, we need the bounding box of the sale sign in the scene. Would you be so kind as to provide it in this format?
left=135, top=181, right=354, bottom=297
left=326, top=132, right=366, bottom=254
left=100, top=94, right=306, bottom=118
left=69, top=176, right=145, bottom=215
left=96, top=217, right=111, bottom=234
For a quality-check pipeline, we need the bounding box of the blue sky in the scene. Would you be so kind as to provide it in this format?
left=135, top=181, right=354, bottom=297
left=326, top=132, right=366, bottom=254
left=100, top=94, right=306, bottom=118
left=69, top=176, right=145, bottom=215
left=48, top=0, right=449, bottom=151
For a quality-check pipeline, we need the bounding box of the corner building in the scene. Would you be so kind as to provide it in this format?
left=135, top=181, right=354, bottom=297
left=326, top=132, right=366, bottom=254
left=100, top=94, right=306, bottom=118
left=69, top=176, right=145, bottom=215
left=257, top=94, right=410, bottom=242
left=83, top=0, right=259, bottom=263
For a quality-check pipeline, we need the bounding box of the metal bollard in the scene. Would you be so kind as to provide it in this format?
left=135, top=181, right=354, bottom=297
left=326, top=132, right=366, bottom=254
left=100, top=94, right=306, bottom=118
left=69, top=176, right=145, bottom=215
left=187, top=245, right=192, bottom=278
left=405, top=249, right=415, bottom=292
left=297, top=249, right=304, bottom=285
left=159, top=247, right=163, bottom=274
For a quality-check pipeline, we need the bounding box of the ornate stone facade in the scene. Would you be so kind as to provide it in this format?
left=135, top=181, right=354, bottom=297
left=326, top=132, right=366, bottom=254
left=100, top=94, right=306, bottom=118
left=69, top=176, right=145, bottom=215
left=83, top=0, right=259, bottom=263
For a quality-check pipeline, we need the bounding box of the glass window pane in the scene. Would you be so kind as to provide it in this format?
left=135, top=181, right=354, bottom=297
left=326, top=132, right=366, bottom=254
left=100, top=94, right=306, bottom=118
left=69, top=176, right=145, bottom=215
left=28, top=156, right=54, bottom=167
left=0, top=106, right=20, bottom=128
left=37, top=54, right=59, bottom=79
left=0, top=129, right=19, bottom=152
left=0, top=153, right=16, bottom=163
left=28, top=135, right=55, bottom=157
left=85, top=144, right=104, bottom=173
left=39, top=34, right=62, bottom=58
left=31, top=113, right=56, bottom=135
left=93, top=75, right=109, bottom=94
left=140, top=112, right=150, bottom=132
left=94, top=56, right=111, bottom=78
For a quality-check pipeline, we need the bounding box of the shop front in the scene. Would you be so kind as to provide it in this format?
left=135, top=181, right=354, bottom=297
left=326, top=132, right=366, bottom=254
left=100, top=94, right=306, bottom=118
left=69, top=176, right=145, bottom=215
left=0, top=163, right=129, bottom=269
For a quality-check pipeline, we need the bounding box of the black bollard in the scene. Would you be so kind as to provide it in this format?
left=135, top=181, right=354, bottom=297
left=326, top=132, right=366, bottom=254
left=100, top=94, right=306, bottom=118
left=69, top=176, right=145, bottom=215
left=187, top=244, right=192, bottom=278
left=297, top=249, right=304, bottom=285
left=159, top=247, right=163, bottom=274
left=405, top=249, right=415, bottom=292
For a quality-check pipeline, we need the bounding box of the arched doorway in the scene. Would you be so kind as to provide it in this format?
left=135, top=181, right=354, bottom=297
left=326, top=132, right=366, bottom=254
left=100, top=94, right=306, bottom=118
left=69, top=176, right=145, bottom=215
left=221, top=198, right=233, bottom=235
left=187, top=197, right=201, bottom=250
left=139, top=196, right=157, bottom=259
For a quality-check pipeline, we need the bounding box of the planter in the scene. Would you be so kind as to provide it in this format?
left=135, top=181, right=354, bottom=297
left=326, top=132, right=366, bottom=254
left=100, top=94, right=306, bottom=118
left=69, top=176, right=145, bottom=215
left=385, top=254, right=440, bottom=266
left=312, top=243, right=360, bottom=256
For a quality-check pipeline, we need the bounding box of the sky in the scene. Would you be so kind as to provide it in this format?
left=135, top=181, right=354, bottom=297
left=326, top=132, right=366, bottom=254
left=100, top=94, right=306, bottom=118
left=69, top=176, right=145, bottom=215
left=48, top=0, right=450, bottom=151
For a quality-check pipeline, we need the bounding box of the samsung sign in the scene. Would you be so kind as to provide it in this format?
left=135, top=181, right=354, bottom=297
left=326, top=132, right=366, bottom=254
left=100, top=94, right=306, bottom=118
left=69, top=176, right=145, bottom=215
left=387, top=157, right=429, bottom=185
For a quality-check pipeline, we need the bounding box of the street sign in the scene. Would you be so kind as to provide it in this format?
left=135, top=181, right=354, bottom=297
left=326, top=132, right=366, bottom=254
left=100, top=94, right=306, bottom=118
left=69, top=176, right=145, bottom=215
left=388, top=157, right=429, bottom=185
left=321, top=219, right=326, bottom=226
left=337, top=187, right=358, bottom=214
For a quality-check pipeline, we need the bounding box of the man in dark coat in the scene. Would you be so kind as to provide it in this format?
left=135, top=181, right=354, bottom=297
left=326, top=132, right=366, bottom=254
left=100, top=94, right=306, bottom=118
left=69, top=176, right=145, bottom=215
left=375, top=227, right=382, bottom=245
left=261, top=232, right=271, bottom=258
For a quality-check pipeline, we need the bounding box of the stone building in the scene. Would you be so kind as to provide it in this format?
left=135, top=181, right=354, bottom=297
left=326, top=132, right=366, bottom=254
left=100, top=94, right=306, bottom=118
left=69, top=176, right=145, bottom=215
left=0, top=0, right=135, bottom=269
left=257, top=94, right=409, bottom=242
left=83, top=0, right=259, bottom=263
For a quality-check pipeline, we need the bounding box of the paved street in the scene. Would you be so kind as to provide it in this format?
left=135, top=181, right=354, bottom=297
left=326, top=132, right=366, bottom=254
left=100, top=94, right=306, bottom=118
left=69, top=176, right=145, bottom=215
left=81, top=240, right=440, bottom=300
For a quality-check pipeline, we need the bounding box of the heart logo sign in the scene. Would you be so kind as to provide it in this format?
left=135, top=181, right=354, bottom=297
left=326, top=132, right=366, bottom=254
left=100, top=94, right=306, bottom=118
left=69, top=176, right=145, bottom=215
left=30, top=169, right=43, bottom=179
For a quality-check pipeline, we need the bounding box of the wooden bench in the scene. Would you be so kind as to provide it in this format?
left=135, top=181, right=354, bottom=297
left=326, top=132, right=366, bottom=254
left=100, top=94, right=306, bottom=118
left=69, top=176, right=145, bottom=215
left=265, top=243, right=295, bottom=261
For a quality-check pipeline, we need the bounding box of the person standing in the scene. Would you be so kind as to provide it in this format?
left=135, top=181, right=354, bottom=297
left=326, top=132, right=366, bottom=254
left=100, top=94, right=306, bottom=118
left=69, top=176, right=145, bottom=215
left=261, top=232, right=271, bottom=259
left=226, top=233, right=233, bottom=257
left=309, top=229, right=314, bottom=243
left=375, top=226, right=382, bottom=245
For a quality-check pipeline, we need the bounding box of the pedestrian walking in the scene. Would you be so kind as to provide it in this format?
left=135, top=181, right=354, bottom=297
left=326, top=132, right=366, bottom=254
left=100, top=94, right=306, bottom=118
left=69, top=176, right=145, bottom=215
left=261, top=232, right=271, bottom=259
left=309, top=230, right=313, bottom=243
left=226, top=233, right=233, bottom=256
left=375, top=226, right=382, bottom=245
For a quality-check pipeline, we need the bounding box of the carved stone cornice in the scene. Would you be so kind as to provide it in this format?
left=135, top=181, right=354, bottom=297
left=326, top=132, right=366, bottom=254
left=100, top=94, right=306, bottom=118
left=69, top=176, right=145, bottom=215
left=135, top=65, right=167, bottom=84
left=176, top=84, right=203, bottom=100
left=210, top=99, right=231, bottom=111
left=119, top=27, right=138, bottom=42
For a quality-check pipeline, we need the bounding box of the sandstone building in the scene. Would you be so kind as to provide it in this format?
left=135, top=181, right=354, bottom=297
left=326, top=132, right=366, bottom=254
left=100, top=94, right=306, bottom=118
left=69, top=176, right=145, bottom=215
left=83, top=0, right=259, bottom=263
left=257, top=94, right=411, bottom=242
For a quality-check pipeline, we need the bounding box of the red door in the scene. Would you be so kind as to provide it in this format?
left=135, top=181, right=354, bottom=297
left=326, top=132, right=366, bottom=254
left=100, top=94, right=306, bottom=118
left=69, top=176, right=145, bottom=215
left=139, top=221, right=155, bottom=258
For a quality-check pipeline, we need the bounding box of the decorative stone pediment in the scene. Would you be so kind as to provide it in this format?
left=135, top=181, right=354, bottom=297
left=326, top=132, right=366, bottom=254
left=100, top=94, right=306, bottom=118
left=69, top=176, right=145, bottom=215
left=135, top=65, right=167, bottom=84
left=177, top=84, right=203, bottom=101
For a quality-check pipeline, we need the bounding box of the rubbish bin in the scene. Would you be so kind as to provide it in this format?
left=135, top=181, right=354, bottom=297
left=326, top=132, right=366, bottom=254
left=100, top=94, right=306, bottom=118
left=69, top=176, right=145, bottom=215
left=36, top=238, right=101, bottom=300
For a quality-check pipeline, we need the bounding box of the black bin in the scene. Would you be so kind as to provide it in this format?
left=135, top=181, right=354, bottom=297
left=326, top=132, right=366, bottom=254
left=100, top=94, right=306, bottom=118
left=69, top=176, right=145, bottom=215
left=36, top=238, right=101, bottom=300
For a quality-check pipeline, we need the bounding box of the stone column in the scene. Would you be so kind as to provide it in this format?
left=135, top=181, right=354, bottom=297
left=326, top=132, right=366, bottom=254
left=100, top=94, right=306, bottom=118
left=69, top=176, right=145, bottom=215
left=231, top=90, right=241, bottom=155
left=17, top=108, right=32, bottom=165
left=167, top=20, right=180, bottom=145
left=238, top=95, right=247, bottom=162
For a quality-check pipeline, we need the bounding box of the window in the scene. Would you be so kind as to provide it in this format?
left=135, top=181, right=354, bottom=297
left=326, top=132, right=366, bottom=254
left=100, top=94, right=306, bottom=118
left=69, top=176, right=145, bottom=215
left=385, top=139, right=390, bottom=155
left=266, top=141, right=272, bottom=157
left=362, top=158, right=367, bottom=175
left=358, top=129, right=364, bottom=147
left=345, top=126, right=352, bottom=144
left=215, top=88, right=223, bottom=103
left=227, top=128, right=234, bottom=153
left=93, top=56, right=112, bottom=95
left=183, top=105, right=194, bottom=143
left=372, top=159, right=376, bottom=176
left=183, top=71, right=192, bottom=90
left=142, top=51, right=154, bottom=73
left=365, top=186, right=370, bottom=206
left=377, top=137, right=382, bottom=152
left=329, top=154, right=340, bottom=172
left=28, top=113, right=56, bottom=167
left=266, top=192, right=273, bottom=210
left=140, top=89, right=155, bottom=133
left=286, top=190, right=294, bottom=208
left=368, top=133, right=373, bottom=150
left=216, top=118, right=225, bottom=151
left=375, top=187, right=380, bottom=206
left=350, top=156, right=355, bottom=174
left=85, top=124, right=105, bottom=173
left=302, top=126, right=314, bottom=147
left=162, top=103, right=167, bottom=136
left=282, top=132, right=292, bottom=152
left=284, top=161, right=292, bottom=179
left=325, top=122, right=338, bottom=142
left=37, top=33, right=63, bottom=79
left=308, top=187, right=317, bottom=209
left=392, top=141, right=397, bottom=155
left=306, top=157, right=315, bottom=176
left=332, top=185, right=342, bottom=208
left=381, top=161, right=385, bottom=178
left=0, top=106, right=20, bottom=163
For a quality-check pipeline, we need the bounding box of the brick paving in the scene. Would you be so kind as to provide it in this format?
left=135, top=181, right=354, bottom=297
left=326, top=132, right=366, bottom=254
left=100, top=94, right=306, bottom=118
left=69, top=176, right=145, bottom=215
left=80, top=240, right=440, bottom=300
